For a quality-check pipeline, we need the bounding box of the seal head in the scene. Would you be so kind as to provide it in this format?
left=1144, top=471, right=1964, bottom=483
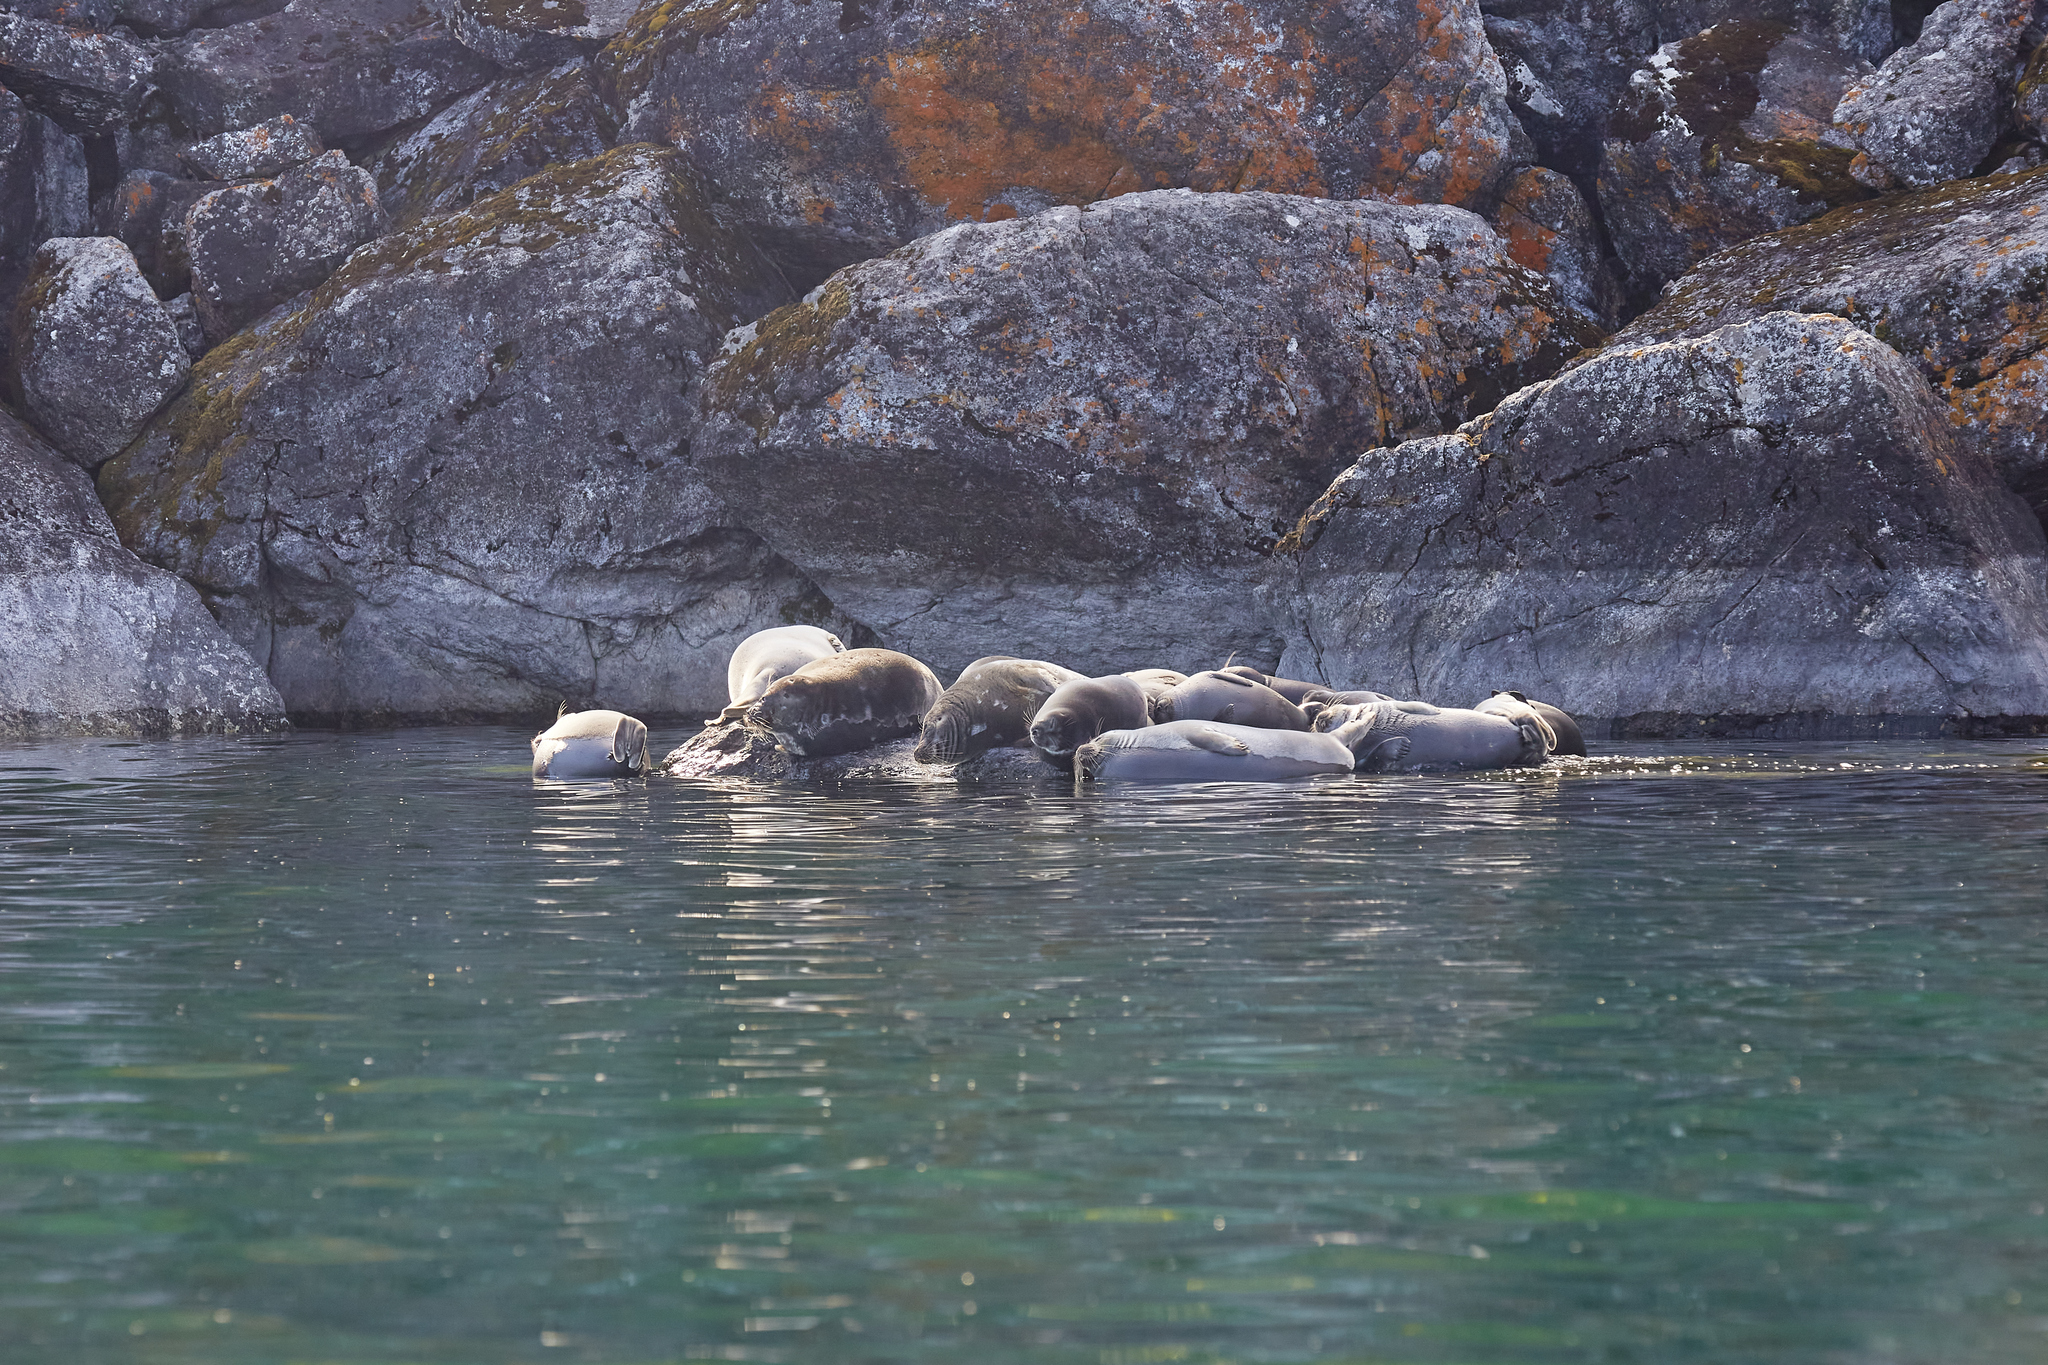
left=915, top=656, right=1086, bottom=764
left=1028, top=674, right=1153, bottom=771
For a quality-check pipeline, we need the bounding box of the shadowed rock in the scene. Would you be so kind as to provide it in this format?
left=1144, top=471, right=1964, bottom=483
left=94, top=169, right=229, bottom=299
left=0, top=85, right=88, bottom=377
left=1489, top=166, right=1621, bottom=327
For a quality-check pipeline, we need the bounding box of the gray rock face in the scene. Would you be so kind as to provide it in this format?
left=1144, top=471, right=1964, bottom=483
left=12, top=1, right=121, bottom=28
left=1272, top=313, right=2048, bottom=735
left=0, top=402, right=285, bottom=738
left=180, top=113, right=323, bottom=181
left=159, top=0, right=501, bottom=143
left=446, top=0, right=638, bottom=70
left=116, top=0, right=244, bottom=39
left=601, top=0, right=1531, bottom=287
left=1489, top=165, right=1620, bottom=326
left=1610, top=167, right=2048, bottom=520
left=186, top=149, right=386, bottom=345
left=0, top=84, right=88, bottom=376
left=2020, top=40, right=2048, bottom=141
left=0, top=11, right=152, bottom=133
left=95, top=168, right=227, bottom=298
left=98, top=145, right=843, bottom=727
left=370, top=59, right=614, bottom=233
left=11, top=236, right=189, bottom=468
left=693, top=190, right=1598, bottom=678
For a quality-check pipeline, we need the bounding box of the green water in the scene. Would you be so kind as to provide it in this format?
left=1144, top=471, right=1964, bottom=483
left=3, top=729, right=2047, bottom=1364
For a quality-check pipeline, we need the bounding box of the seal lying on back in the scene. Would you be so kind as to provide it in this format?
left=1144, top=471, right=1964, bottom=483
left=1078, top=720, right=1356, bottom=784
left=532, top=709, right=649, bottom=779
left=915, top=656, right=1085, bottom=764
left=721, top=625, right=846, bottom=719
left=1028, top=674, right=1153, bottom=772
left=1314, top=700, right=1548, bottom=772
left=1475, top=691, right=1585, bottom=757
left=1157, top=670, right=1310, bottom=729
left=747, top=648, right=943, bottom=757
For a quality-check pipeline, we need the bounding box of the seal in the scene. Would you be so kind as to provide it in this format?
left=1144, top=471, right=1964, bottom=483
left=746, top=648, right=943, bottom=758
left=1475, top=690, right=1585, bottom=757
left=721, top=625, right=846, bottom=719
left=1122, top=669, right=1188, bottom=716
left=532, top=708, right=649, bottom=779
left=914, top=656, right=1085, bottom=764
left=1314, top=700, right=1548, bottom=772
left=1217, top=666, right=1333, bottom=705
left=1028, top=674, right=1153, bottom=771
left=1299, top=688, right=1393, bottom=726
left=1077, top=720, right=1356, bottom=784
left=1156, top=670, right=1310, bottom=730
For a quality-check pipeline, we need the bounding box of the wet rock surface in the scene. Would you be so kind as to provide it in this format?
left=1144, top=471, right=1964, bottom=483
left=179, top=113, right=323, bottom=181
left=0, top=402, right=285, bottom=738
left=0, top=11, right=152, bottom=134
left=1274, top=312, right=2048, bottom=735
left=1611, top=167, right=2048, bottom=520
left=97, top=145, right=834, bottom=727
left=602, top=0, right=1530, bottom=285
left=10, top=236, right=189, bottom=468
left=663, top=723, right=1046, bottom=782
left=447, top=0, right=639, bottom=70
left=694, top=189, right=1598, bottom=678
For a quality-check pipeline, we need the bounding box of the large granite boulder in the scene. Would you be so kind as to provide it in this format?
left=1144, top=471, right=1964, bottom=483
left=10, top=236, right=189, bottom=467
left=0, top=403, right=285, bottom=737
left=0, top=11, right=152, bottom=134
left=693, top=190, right=1599, bottom=677
left=1271, top=312, right=2048, bottom=736
left=97, top=145, right=850, bottom=727
left=185, top=149, right=387, bottom=345
left=369, top=59, right=615, bottom=233
left=179, top=113, right=323, bottom=181
left=1596, top=20, right=1873, bottom=301
left=1831, top=0, right=2041, bottom=189
left=158, top=0, right=500, bottom=143
left=1610, top=166, right=2048, bottom=521
left=600, top=0, right=1531, bottom=285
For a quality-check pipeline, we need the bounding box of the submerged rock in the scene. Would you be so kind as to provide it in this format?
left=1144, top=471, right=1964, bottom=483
left=179, top=113, right=323, bottom=181
left=0, top=11, right=152, bottom=134
left=98, top=145, right=837, bottom=727
left=1612, top=167, right=2048, bottom=522
left=601, top=0, right=1529, bottom=284
left=11, top=236, right=189, bottom=468
left=693, top=189, right=1599, bottom=678
left=0, top=402, right=285, bottom=738
left=1273, top=312, right=2048, bottom=736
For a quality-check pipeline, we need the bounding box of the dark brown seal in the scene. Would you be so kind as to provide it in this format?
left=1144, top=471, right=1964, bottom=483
left=747, top=648, right=943, bottom=757
left=915, top=656, right=1085, bottom=764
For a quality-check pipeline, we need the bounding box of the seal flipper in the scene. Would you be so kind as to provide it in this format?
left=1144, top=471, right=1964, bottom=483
left=1186, top=726, right=1250, bottom=756
left=1514, top=718, right=1548, bottom=765
left=1359, top=736, right=1410, bottom=772
left=1216, top=702, right=1235, bottom=724
left=612, top=715, right=649, bottom=771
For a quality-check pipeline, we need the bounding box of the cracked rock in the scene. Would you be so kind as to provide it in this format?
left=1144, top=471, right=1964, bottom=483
left=1272, top=312, right=2048, bottom=735
left=0, top=401, right=285, bottom=737
left=11, top=236, right=190, bottom=468
left=97, top=145, right=854, bottom=726
left=692, top=189, right=1599, bottom=678
left=180, top=113, right=323, bottom=181
left=0, top=11, right=152, bottom=134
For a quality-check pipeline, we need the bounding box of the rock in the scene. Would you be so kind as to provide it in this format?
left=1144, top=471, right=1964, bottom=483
left=118, top=1, right=292, bottom=39
left=98, top=145, right=837, bottom=727
left=180, top=113, right=323, bottom=181
left=0, top=11, right=152, bottom=134
left=185, top=149, right=387, bottom=345
left=662, top=724, right=1021, bottom=782
left=0, top=401, right=286, bottom=738
left=1490, top=166, right=1621, bottom=327
left=1596, top=21, right=1873, bottom=301
left=1611, top=166, right=2048, bottom=521
left=163, top=290, right=203, bottom=356
left=693, top=189, right=1599, bottom=678
left=94, top=168, right=229, bottom=298
left=0, top=85, right=88, bottom=378
left=2020, top=40, right=2048, bottom=141
left=1831, top=0, right=2040, bottom=189
left=14, top=1, right=121, bottom=28
left=1272, top=312, right=2048, bottom=736
left=601, top=0, right=1530, bottom=286
left=10, top=236, right=190, bottom=468
left=445, top=0, right=638, bottom=70
left=159, top=0, right=501, bottom=143
left=369, top=59, right=614, bottom=233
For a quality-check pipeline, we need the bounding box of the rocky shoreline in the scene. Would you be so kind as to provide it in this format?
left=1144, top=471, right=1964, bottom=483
left=3, top=0, right=2045, bottom=740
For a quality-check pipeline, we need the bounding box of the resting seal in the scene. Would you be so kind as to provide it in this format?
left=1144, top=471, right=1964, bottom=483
left=1077, top=720, right=1356, bottom=784
left=747, top=648, right=943, bottom=757
left=1157, top=670, right=1311, bottom=730
left=1216, top=666, right=1333, bottom=705
left=721, top=625, right=846, bottom=720
left=1475, top=691, right=1585, bottom=757
left=1122, top=669, right=1188, bottom=716
left=915, top=656, right=1085, bottom=764
left=532, top=708, right=649, bottom=779
left=1315, top=700, right=1548, bottom=772
left=1028, top=674, right=1153, bottom=771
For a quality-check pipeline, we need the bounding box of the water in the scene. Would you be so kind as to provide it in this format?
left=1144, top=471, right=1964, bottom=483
left=3, top=729, right=2047, bottom=1365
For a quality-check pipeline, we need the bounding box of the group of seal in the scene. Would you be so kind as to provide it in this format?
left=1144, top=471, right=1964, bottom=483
left=529, top=627, right=1588, bottom=785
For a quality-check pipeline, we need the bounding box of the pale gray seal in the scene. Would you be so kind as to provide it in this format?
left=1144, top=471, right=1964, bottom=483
left=915, top=656, right=1086, bottom=764
left=1028, top=674, right=1153, bottom=771
left=1077, top=720, right=1356, bottom=784
left=721, top=625, right=847, bottom=719
left=1475, top=691, right=1586, bottom=757
left=1157, top=670, right=1311, bottom=730
left=1314, top=700, right=1547, bottom=772
left=747, top=648, right=943, bottom=757
left=532, top=708, right=650, bottom=779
